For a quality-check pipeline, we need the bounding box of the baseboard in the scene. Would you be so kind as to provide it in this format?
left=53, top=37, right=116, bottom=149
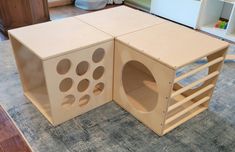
left=48, top=0, right=73, bottom=8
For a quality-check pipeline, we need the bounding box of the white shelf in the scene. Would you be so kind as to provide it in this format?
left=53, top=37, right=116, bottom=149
left=198, top=0, right=235, bottom=42
left=220, top=0, right=235, bottom=4
left=150, top=0, right=202, bottom=28
left=200, top=24, right=227, bottom=37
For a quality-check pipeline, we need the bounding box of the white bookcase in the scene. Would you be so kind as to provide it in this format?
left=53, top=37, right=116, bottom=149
left=150, top=0, right=203, bottom=28
left=199, top=0, right=235, bottom=42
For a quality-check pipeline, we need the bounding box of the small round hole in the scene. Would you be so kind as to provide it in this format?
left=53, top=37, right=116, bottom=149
left=57, top=59, right=71, bottom=75
left=62, top=95, right=75, bottom=108
left=93, top=66, right=105, bottom=80
left=93, top=82, right=104, bottom=95
left=77, top=79, right=90, bottom=92
left=79, top=95, right=90, bottom=106
left=59, top=78, right=73, bottom=92
left=76, top=61, right=89, bottom=76
left=92, top=48, right=105, bottom=63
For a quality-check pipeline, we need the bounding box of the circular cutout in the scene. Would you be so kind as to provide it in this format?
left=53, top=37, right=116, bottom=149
left=79, top=95, right=90, bottom=106
left=76, top=61, right=89, bottom=76
left=93, top=82, right=104, bottom=95
left=62, top=95, right=75, bottom=108
left=59, top=78, right=73, bottom=92
left=92, top=48, right=105, bottom=63
left=57, top=59, right=71, bottom=75
left=77, top=79, right=90, bottom=92
left=122, top=61, right=158, bottom=112
left=93, top=66, right=105, bottom=80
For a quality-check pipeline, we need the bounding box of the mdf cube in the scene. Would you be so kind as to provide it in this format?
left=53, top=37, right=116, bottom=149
left=76, top=6, right=166, bottom=37
left=9, top=18, right=114, bottom=125
left=114, top=22, right=229, bottom=136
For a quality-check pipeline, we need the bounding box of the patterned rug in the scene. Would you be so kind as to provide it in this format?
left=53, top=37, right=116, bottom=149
left=0, top=40, right=235, bottom=152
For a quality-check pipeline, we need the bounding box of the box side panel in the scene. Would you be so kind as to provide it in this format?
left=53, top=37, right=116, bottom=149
left=163, top=48, right=228, bottom=134
left=43, top=40, right=114, bottom=125
left=113, top=41, right=175, bottom=135
left=9, top=35, right=52, bottom=123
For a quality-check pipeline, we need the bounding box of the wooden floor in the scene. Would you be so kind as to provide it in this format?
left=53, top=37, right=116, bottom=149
left=0, top=106, right=31, bottom=152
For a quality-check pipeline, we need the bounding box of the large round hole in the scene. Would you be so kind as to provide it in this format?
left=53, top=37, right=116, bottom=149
left=122, top=61, right=158, bottom=112
left=79, top=95, right=90, bottom=106
left=76, top=61, right=89, bottom=76
left=93, top=66, right=104, bottom=80
left=92, top=48, right=105, bottom=63
left=93, top=82, right=104, bottom=95
left=57, top=59, right=71, bottom=75
left=59, top=78, right=73, bottom=92
left=77, top=79, right=90, bottom=92
left=62, top=95, right=75, bottom=108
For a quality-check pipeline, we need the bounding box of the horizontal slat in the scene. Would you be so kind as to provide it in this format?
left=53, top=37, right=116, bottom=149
left=163, top=107, right=207, bottom=134
left=171, top=71, right=219, bottom=98
left=174, top=57, right=224, bottom=83
left=165, top=96, right=210, bottom=125
left=168, top=84, right=214, bottom=112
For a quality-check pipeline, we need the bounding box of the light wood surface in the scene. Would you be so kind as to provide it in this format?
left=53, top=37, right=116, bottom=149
left=43, top=41, right=114, bottom=125
left=9, top=17, right=114, bottom=125
left=8, top=17, right=113, bottom=60
left=113, top=41, right=175, bottom=136
left=116, top=22, right=229, bottom=69
left=9, top=6, right=229, bottom=134
left=76, top=6, right=166, bottom=37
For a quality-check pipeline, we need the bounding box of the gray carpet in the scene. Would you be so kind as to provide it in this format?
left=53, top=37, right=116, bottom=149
left=0, top=40, right=235, bottom=152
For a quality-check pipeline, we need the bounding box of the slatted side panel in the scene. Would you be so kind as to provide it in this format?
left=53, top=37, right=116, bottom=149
left=163, top=49, right=227, bottom=134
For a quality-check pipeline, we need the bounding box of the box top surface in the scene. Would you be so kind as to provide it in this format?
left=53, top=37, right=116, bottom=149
left=117, top=22, right=229, bottom=69
left=76, top=6, right=165, bottom=37
left=9, top=17, right=113, bottom=60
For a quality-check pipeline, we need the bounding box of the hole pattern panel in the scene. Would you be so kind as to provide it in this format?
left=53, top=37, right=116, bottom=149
left=54, top=45, right=110, bottom=110
left=57, top=59, right=71, bottom=75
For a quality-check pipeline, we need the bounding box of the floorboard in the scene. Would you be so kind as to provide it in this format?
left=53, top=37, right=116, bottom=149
left=0, top=106, right=32, bottom=152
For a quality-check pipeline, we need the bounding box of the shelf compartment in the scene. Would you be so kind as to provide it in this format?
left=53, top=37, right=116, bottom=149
left=171, top=71, right=219, bottom=98
left=165, top=96, right=210, bottom=125
left=199, top=0, right=235, bottom=42
left=168, top=84, right=214, bottom=112
left=163, top=49, right=227, bottom=134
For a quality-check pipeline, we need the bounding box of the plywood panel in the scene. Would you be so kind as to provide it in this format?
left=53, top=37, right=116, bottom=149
left=76, top=6, right=166, bottom=37
left=8, top=17, right=113, bottom=60
left=117, top=22, right=229, bottom=69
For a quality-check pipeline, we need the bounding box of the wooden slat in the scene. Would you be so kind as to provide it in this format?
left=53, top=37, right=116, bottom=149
left=174, top=57, right=224, bottom=83
left=168, top=84, right=214, bottom=112
left=165, top=96, right=210, bottom=125
left=163, top=107, right=207, bottom=134
left=171, top=71, right=219, bottom=98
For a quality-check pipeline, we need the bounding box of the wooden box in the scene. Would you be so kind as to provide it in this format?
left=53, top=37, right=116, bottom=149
left=8, top=18, right=114, bottom=125
left=75, top=6, right=166, bottom=37
left=114, top=22, right=229, bottom=136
